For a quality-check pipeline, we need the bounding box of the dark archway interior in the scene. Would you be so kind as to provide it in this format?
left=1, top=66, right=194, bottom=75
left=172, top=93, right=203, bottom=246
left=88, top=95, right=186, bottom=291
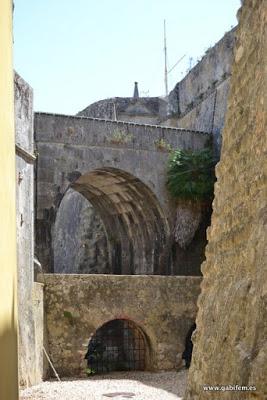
left=85, top=319, right=146, bottom=373
left=65, top=167, right=170, bottom=275
left=182, top=323, right=196, bottom=368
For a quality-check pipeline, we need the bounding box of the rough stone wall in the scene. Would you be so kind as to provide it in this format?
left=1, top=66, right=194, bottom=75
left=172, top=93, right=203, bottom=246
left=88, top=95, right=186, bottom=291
left=185, top=1, right=267, bottom=399
left=44, top=274, right=201, bottom=377
left=35, top=113, right=209, bottom=273
left=53, top=188, right=110, bottom=274
left=166, top=29, right=235, bottom=155
left=15, top=72, right=44, bottom=387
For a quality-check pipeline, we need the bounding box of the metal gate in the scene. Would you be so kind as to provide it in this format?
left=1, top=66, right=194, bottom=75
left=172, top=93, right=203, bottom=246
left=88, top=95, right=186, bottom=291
left=85, top=319, right=146, bottom=373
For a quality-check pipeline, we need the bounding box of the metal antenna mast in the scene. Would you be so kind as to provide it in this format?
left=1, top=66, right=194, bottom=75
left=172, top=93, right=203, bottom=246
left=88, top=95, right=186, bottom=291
left=164, top=19, right=168, bottom=97
left=163, top=20, right=186, bottom=96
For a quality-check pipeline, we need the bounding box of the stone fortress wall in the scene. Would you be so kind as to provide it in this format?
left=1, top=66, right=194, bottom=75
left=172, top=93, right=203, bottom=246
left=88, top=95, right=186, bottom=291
left=185, top=0, right=267, bottom=398
left=166, top=28, right=235, bottom=155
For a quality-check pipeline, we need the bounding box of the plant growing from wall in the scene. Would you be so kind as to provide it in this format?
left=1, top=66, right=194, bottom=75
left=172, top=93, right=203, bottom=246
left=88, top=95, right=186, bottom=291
left=109, top=129, right=133, bottom=144
left=154, top=138, right=172, bottom=152
left=166, top=148, right=216, bottom=248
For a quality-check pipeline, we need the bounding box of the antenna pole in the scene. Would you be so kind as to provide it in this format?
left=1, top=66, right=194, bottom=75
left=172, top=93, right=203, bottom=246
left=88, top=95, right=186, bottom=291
left=164, top=19, right=168, bottom=96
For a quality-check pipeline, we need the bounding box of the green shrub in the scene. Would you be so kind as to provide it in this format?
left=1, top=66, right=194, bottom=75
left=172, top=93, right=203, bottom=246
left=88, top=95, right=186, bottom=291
left=166, top=148, right=216, bottom=202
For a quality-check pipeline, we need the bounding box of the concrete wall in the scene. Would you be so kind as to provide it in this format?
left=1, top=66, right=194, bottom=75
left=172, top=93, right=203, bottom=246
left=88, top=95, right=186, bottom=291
left=35, top=113, right=209, bottom=273
left=44, top=274, right=201, bottom=376
left=185, top=1, right=267, bottom=398
left=0, top=2, right=19, bottom=399
left=15, top=73, right=44, bottom=387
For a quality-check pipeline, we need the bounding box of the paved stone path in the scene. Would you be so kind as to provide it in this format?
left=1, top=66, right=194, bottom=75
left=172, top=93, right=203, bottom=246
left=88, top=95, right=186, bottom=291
left=20, top=370, right=187, bottom=400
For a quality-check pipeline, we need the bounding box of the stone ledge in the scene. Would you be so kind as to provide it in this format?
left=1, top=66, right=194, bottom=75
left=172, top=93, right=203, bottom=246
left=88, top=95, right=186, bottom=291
left=34, top=111, right=210, bottom=135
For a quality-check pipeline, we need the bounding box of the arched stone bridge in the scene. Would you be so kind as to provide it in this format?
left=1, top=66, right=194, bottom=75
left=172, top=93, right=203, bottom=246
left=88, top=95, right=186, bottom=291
left=35, top=112, right=209, bottom=274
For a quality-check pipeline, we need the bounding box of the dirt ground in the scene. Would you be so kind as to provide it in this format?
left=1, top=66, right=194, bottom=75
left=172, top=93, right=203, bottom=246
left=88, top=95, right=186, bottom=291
left=20, top=370, right=187, bottom=400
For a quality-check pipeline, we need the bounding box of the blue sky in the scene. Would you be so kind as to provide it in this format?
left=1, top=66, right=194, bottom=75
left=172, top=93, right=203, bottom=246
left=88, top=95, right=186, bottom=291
left=14, top=0, right=240, bottom=115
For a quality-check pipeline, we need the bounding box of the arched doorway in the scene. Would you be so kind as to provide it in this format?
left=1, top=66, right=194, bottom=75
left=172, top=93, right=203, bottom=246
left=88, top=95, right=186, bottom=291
left=85, top=319, right=147, bottom=373
left=53, top=167, right=170, bottom=275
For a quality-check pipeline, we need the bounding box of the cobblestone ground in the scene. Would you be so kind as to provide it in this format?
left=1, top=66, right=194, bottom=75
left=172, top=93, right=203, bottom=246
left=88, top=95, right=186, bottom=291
left=20, top=370, right=187, bottom=400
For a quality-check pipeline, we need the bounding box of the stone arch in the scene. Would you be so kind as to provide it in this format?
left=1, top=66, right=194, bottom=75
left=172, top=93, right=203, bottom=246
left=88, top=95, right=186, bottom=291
left=85, top=318, right=152, bottom=373
left=54, top=167, right=170, bottom=275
